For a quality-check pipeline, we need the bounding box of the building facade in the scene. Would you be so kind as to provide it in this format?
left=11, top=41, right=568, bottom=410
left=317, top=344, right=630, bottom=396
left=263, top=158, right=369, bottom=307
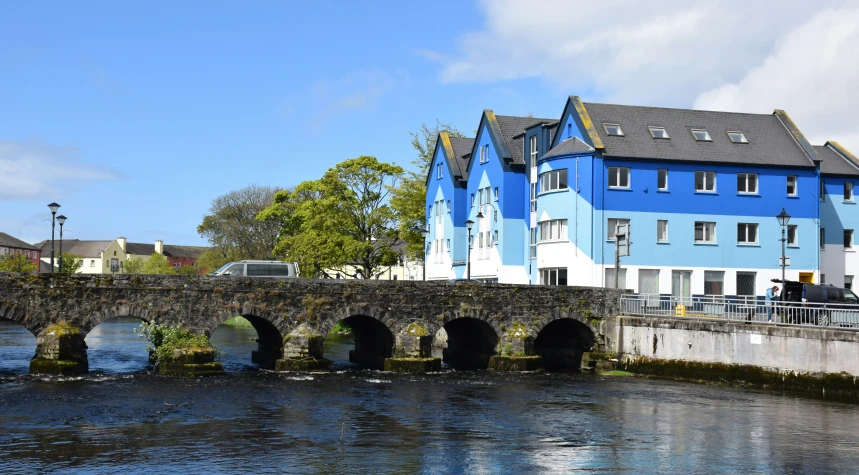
left=0, top=232, right=41, bottom=268
left=37, top=237, right=206, bottom=274
left=425, top=96, right=858, bottom=299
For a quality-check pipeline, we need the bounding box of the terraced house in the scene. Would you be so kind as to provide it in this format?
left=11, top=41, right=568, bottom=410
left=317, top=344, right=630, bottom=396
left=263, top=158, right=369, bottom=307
left=424, top=96, right=859, bottom=300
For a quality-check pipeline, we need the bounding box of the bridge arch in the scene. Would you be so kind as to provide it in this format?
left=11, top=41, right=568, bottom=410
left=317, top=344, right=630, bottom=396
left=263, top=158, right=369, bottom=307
left=435, top=308, right=502, bottom=370
left=0, top=303, right=36, bottom=337
left=532, top=309, right=599, bottom=370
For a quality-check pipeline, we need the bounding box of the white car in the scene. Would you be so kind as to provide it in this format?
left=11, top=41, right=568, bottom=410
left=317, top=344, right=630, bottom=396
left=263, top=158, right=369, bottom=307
left=209, top=260, right=299, bottom=278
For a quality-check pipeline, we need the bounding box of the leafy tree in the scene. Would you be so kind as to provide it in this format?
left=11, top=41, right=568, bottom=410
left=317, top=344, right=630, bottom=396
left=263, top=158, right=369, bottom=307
left=392, top=120, right=465, bottom=261
left=57, top=253, right=82, bottom=274
left=175, top=264, right=200, bottom=275
left=194, top=247, right=240, bottom=275
left=123, top=257, right=145, bottom=274
left=0, top=254, right=38, bottom=273
left=261, top=156, right=404, bottom=279
left=198, top=184, right=283, bottom=261
left=141, top=253, right=174, bottom=275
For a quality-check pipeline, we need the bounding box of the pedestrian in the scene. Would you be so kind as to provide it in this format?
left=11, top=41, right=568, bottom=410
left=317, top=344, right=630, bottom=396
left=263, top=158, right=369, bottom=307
left=766, top=285, right=779, bottom=322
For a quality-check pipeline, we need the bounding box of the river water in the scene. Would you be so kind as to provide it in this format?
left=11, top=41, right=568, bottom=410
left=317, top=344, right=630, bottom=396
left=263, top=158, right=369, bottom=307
left=1, top=318, right=858, bottom=474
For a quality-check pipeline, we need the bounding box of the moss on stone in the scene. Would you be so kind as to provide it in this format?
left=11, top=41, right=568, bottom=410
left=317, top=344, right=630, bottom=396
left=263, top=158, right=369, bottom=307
left=488, top=355, right=543, bottom=371
left=505, top=321, right=529, bottom=340
left=43, top=321, right=80, bottom=336
left=274, top=358, right=332, bottom=372
left=406, top=322, right=428, bottom=337
left=601, top=370, right=633, bottom=377
left=29, top=358, right=88, bottom=375
left=384, top=357, right=441, bottom=373
left=157, top=361, right=225, bottom=377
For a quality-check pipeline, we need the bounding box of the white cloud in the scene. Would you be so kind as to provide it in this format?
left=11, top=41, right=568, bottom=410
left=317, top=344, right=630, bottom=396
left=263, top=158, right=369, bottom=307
left=305, top=69, right=405, bottom=131
left=694, top=7, right=859, bottom=152
left=0, top=141, right=120, bottom=200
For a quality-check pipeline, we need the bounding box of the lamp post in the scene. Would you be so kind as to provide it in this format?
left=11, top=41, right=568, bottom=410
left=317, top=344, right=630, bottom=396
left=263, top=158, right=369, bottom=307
left=47, top=202, right=60, bottom=274
left=475, top=202, right=500, bottom=246
left=414, top=226, right=429, bottom=281
left=56, top=215, right=66, bottom=273
left=464, top=219, right=475, bottom=281
left=776, top=208, right=791, bottom=286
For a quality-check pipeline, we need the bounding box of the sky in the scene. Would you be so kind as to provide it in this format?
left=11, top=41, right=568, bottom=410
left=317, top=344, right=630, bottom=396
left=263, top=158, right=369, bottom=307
left=2, top=0, right=859, bottom=246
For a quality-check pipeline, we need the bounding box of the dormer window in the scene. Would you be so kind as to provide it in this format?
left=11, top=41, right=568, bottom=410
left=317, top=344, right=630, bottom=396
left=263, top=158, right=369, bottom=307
left=727, top=131, right=748, bottom=143
left=691, top=129, right=712, bottom=141
left=649, top=126, right=669, bottom=139
left=603, top=124, right=624, bottom=136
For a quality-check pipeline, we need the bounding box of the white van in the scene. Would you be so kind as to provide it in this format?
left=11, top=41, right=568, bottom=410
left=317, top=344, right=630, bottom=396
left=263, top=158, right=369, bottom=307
left=209, top=260, right=300, bottom=278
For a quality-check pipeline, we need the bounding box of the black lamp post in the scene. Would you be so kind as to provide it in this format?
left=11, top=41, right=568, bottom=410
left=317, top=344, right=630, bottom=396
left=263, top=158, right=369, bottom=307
left=777, top=208, right=791, bottom=286
left=475, top=202, right=499, bottom=246
left=56, top=215, right=66, bottom=273
left=47, top=202, right=60, bottom=274
left=415, top=226, right=429, bottom=281
left=465, top=219, right=475, bottom=281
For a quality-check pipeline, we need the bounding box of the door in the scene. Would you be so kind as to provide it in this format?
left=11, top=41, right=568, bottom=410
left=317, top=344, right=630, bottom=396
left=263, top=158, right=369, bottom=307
left=639, top=269, right=660, bottom=307
left=672, top=270, right=692, bottom=303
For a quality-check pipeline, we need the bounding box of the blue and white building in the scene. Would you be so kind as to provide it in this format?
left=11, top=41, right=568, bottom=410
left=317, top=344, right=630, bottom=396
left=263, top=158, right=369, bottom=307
left=425, top=96, right=859, bottom=299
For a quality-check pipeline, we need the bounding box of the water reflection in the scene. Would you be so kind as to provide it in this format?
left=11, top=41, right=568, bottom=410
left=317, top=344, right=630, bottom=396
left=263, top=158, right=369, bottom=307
left=0, top=321, right=35, bottom=375
left=85, top=317, right=150, bottom=374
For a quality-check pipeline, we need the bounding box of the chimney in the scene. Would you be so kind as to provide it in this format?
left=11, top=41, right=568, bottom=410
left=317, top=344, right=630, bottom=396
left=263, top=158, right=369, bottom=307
left=117, top=237, right=127, bottom=252
left=155, top=240, right=164, bottom=255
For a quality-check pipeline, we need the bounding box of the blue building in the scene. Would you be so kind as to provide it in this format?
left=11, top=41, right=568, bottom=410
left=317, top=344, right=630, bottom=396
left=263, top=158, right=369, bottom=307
left=425, top=96, right=858, bottom=299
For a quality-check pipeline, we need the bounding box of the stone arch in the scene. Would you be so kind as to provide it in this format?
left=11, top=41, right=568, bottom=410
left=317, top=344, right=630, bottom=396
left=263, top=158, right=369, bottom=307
left=530, top=308, right=601, bottom=347
left=0, top=303, right=37, bottom=337
left=532, top=309, right=600, bottom=371
left=82, top=304, right=157, bottom=335
left=436, top=308, right=503, bottom=370
left=318, top=305, right=397, bottom=370
left=319, top=305, right=398, bottom=339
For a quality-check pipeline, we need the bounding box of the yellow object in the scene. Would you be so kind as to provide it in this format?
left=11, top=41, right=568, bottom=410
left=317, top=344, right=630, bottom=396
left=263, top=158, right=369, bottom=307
left=799, top=272, right=814, bottom=284
left=675, top=304, right=687, bottom=317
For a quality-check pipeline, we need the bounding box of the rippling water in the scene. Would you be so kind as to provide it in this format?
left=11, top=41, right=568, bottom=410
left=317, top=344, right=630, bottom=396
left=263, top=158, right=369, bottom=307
left=1, top=319, right=858, bottom=474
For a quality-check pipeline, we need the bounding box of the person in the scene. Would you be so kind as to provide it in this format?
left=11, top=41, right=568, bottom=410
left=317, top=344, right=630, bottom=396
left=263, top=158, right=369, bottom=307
left=765, top=285, right=779, bottom=322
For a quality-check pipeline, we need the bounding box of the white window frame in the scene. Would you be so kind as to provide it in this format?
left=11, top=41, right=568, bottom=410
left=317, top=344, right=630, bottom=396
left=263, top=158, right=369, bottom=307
left=607, top=218, right=630, bottom=241
left=603, top=123, right=624, bottom=136
left=539, top=219, right=568, bottom=242
left=695, top=171, right=716, bottom=193
left=737, top=223, right=759, bottom=245
left=608, top=167, right=630, bottom=189
left=727, top=131, right=748, bottom=143
left=648, top=126, right=669, bottom=139
left=737, top=173, right=758, bottom=194
left=437, top=163, right=443, bottom=179
left=787, top=224, right=798, bottom=246
left=787, top=175, right=797, bottom=196
left=540, top=267, right=568, bottom=286
left=657, top=220, right=668, bottom=243
left=529, top=136, right=538, bottom=168
left=845, top=181, right=854, bottom=202
left=529, top=227, right=537, bottom=259
left=530, top=183, right=537, bottom=212
left=695, top=221, right=716, bottom=243
left=691, top=129, right=712, bottom=141
left=657, top=169, right=668, bottom=191
left=539, top=169, right=569, bottom=193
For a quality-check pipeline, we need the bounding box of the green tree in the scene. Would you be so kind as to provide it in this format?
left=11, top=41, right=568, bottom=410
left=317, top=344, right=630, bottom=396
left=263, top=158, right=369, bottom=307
left=198, top=184, right=283, bottom=261
left=261, top=156, right=404, bottom=279
left=57, top=253, right=83, bottom=274
left=0, top=254, right=38, bottom=273
left=123, top=257, right=145, bottom=274
left=392, top=120, right=465, bottom=262
left=141, top=253, right=174, bottom=275
left=175, top=264, right=200, bottom=275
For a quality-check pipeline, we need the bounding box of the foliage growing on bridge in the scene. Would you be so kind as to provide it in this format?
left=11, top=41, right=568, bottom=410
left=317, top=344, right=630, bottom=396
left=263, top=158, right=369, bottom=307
left=0, top=254, right=37, bottom=273
left=135, top=322, right=222, bottom=363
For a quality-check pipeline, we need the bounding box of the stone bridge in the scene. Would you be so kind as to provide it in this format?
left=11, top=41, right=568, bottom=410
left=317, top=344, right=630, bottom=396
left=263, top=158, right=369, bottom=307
left=0, top=274, right=619, bottom=373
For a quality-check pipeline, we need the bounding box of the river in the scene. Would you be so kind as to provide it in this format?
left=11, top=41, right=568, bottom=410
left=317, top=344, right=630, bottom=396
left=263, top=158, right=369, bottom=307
left=1, top=318, right=858, bottom=474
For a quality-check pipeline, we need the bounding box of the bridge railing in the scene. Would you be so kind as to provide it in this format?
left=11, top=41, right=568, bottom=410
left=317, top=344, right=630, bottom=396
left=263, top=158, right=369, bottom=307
left=620, top=293, right=859, bottom=329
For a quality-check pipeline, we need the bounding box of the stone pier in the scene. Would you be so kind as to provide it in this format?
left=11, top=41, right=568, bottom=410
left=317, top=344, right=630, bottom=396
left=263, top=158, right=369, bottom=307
left=29, top=322, right=89, bottom=376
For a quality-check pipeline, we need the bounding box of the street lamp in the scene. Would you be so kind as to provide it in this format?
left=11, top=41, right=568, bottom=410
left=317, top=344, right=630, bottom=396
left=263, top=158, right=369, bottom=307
left=414, top=226, right=429, bottom=281
left=475, top=202, right=500, bottom=246
left=56, top=215, right=67, bottom=273
left=776, top=208, right=791, bottom=286
left=464, top=219, right=475, bottom=281
left=47, top=202, right=60, bottom=274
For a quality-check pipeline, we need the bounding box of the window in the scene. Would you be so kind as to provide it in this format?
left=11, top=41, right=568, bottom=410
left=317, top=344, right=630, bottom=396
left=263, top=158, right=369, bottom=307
left=530, top=183, right=537, bottom=212
left=530, top=136, right=538, bottom=168
left=541, top=268, right=568, bottom=286
left=607, top=218, right=630, bottom=241
left=845, top=229, right=853, bottom=249
left=695, top=171, right=716, bottom=192
left=846, top=182, right=854, bottom=202
left=530, top=227, right=537, bottom=259
left=657, top=169, right=668, bottom=190
left=608, top=167, right=630, bottom=189
left=691, top=129, right=712, bottom=141
left=90, top=260, right=95, bottom=267
left=846, top=275, right=854, bottom=290
left=727, top=131, right=748, bottom=143
left=787, top=224, right=797, bottom=246
left=736, top=272, right=756, bottom=296
left=648, top=126, right=669, bottom=139
left=539, top=219, right=568, bottom=242
left=437, top=163, right=443, bottom=179
left=539, top=169, right=569, bottom=192
left=657, top=220, right=668, bottom=242
left=822, top=274, right=826, bottom=284
left=704, top=271, right=725, bottom=295
left=447, top=200, right=451, bottom=213
left=787, top=175, right=797, bottom=196
left=605, top=268, right=627, bottom=289
left=737, top=223, right=758, bottom=244
left=695, top=221, right=716, bottom=243
left=494, top=187, right=499, bottom=201
left=737, top=173, right=758, bottom=194
left=820, top=180, right=826, bottom=201
left=603, top=123, right=624, bottom=136
left=821, top=228, right=826, bottom=250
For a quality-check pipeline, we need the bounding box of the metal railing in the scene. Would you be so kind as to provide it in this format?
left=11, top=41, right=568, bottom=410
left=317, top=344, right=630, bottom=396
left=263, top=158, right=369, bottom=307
left=620, top=293, right=859, bottom=329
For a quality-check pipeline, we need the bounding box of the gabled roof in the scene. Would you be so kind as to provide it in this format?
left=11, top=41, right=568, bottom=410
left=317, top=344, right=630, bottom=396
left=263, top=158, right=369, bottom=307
left=425, top=132, right=475, bottom=187
left=163, top=245, right=207, bottom=259
left=578, top=101, right=818, bottom=168
left=816, top=142, right=859, bottom=176
left=541, top=137, right=595, bottom=160
left=0, top=232, right=39, bottom=251
left=37, top=239, right=112, bottom=258
left=126, top=242, right=156, bottom=255
left=495, top=115, right=556, bottom=165
left=449, top=136, right=475, bottom=181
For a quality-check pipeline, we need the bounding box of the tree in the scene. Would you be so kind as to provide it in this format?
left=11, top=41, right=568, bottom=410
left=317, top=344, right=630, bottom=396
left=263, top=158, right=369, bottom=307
left=198, top=184, right=283, bottom=261
left=194, top=247, right=239, bottom=275
left=123, top=258, right=145, bottom=274
left=57, top=253, right=82, bottom=274
left=392, top=120, right=465, bottom=262
left=141, top=253, right=174, bottom=275
left=261, top=156, right=404, bottom=279
left=175, top=264, right=200, bottom=275
left=0, top=254, right=38, bottom=273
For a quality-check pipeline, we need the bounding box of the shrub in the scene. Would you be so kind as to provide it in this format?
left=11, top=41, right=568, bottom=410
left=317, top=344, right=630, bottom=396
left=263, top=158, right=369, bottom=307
left=134, top=322, right=222, bottom=363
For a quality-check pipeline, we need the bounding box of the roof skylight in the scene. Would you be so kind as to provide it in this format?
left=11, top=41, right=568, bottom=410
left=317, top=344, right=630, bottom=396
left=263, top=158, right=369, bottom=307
left=691, top=129, right=712, bottom=141
left=603, top=123, right=624, bottom=136
left=649, top=126, right=669, bottom=139
left=727, top=131, right=748, bottom=143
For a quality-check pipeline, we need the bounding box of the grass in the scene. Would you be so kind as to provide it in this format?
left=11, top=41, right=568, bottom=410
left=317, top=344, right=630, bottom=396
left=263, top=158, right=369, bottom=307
left=601, top=370, right=633, bottom=377
left=330, top=321, right=352, bottom=335
left=222, top=316, right=252, bottom=327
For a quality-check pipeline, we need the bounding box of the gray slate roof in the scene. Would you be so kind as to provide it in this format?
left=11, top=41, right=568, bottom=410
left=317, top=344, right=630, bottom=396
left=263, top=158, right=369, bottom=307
left=815, top=145, right=859, bottom=176
left=495, top=115, right=556, bottom=165
left=37, top=240, right=112, bottom=258
left=126, top=242, right=156, bottom=256
left=163, top=245, right=207, bottom=259
left=542, top=136, right=594, bottom=160
left=0, top=232, right=39, bottom=251
left=583, top=102, right=816, bottom=168
left=449, top=136, right=475, bottom=181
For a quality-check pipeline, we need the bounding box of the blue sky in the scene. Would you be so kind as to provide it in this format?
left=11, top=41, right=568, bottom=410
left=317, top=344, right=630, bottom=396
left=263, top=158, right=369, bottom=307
left=3, top=1, right=859, bottom=246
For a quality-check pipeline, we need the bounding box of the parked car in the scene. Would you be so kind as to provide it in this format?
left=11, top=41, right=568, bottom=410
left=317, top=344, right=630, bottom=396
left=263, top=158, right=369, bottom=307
left=774, top=279, right=859, bottom=326
left=209, top=260, right=300, bottom=278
